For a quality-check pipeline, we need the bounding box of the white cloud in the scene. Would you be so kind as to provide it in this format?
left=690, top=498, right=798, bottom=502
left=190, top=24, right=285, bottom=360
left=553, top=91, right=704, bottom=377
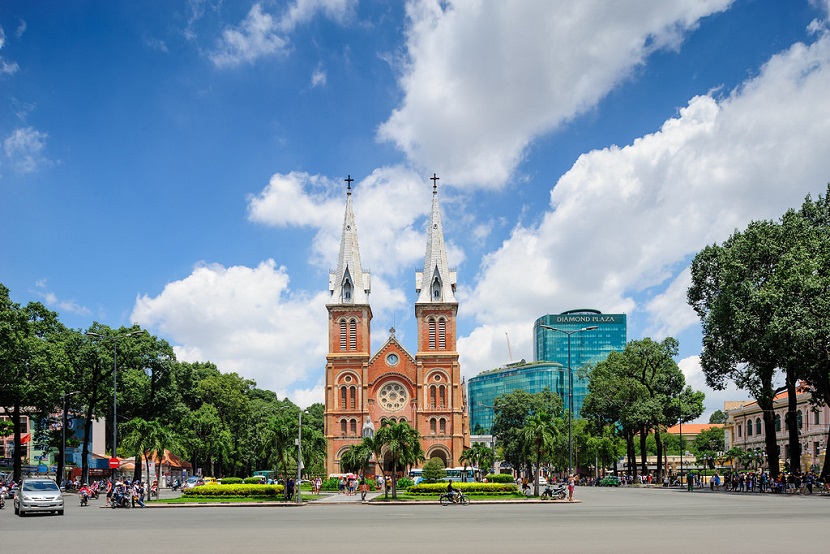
left=643, top=268, right=699, bottom=339
left=378, top=0, right=734, bottom=188
left=131, top=260, right=329, bottom=394
left=32, top=280, right=92, bottom=317
left=0, top=25, right=20, bottom=75
left=209, top=0, right=356, bottom=68
left=310, top=64, right=326, bottom=87
left=278, top=0, right=356, bottom=32
left=209, top=3, right=288, bottom=68
left=3, top=127, right=49, bottom=173
left=679, top=356, right=746, bottom=420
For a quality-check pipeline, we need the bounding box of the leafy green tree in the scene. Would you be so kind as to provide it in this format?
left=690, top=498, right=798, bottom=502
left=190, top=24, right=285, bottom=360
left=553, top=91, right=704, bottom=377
left=421, top=457, right=447, bottom=483
left=692, top=426, right=725, bottom=455
left=491, top=388, right=563, bottom=474
left=521, top=411, right=559, bottom=495
left=689, top=219, right=792, bottom=478
left=0, top=287, right=69, bottom=482
left=469, top=442, right=495, bottom=475
left=375, top=420, right=425, bottom=499
left=708, top=410, right=726, bottom=424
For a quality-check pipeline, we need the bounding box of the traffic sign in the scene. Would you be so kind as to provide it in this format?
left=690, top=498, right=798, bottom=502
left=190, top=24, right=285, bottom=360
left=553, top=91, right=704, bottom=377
left=109, top=457, right=119, bottom=469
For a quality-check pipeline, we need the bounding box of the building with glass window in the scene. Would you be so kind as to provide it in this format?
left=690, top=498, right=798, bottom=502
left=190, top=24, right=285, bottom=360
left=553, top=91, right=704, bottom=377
left=534, top=309, right=627, bottom=418
left=467, top=361, right=564, bottom=435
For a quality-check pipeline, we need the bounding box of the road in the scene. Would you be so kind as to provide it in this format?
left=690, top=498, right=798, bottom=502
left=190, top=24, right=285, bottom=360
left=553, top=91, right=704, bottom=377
left=2, top=486, right=828, bottom=553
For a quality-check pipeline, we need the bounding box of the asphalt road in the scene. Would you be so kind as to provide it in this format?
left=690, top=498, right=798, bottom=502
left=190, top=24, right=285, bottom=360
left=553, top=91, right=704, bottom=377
left=2, top=486, right=828, bottom=553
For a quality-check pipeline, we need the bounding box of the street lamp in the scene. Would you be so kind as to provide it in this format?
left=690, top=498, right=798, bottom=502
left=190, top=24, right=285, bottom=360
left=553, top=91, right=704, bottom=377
left=539, top=325, right=598, bottom=477
left=86, top=329, right=147, bottom=471
left=296, top=408, right=309, bottom=505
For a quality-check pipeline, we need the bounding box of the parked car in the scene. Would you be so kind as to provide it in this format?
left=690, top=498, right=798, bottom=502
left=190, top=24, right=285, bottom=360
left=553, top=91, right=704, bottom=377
left=599, top=476, right=621, bottom=487
left=182, top=476, right=201, bottom=491
left=14, top=478, right=64, bottom=516
left=201, top=477, right=219, bottom=485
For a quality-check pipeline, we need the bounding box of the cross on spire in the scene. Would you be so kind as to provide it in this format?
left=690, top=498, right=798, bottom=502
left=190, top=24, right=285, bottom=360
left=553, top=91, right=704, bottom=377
left=345, top=175, right=354, bottom=191
left=430, top=173, right=439, bottom=192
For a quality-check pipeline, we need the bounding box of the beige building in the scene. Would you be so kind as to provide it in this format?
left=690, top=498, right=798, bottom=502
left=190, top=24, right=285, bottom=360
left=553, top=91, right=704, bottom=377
left=724, top=387, right=829, bottom=472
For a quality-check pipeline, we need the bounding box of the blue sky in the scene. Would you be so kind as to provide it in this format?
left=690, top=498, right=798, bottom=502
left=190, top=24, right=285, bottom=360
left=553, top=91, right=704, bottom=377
left=3, top=1, right=830, bottom=420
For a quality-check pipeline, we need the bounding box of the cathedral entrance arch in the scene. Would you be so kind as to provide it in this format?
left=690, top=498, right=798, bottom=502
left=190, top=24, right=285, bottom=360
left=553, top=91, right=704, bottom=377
left=426, top=445, right=451, bottom=468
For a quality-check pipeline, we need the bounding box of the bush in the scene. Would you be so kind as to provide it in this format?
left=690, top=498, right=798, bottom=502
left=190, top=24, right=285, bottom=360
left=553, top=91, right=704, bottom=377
left=323, top=477, right=341, bottom=491
left=485, top=473, right=515, bottom=483
left=396, top=477, right=414, bottom=490
left=182, top=484, right=284, bottom=498
left=408, top=482, right=518, bottom=495
left=243, top=477, right=264, bottom=484
left=422, top=457, right=447, bottom=483
left=221, top=477, right=243, bottom=485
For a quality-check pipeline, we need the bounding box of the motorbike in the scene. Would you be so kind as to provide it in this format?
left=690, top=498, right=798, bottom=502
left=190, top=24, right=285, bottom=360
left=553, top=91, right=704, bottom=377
left=110, top=490, right=132, bottom=509
left=171, top=479, right=180, bottom=491
left=540, top=483, right=567, bottom=500
left=150, top=484, right=158, bottom=498
left=79, top=489, right=90, bottom=506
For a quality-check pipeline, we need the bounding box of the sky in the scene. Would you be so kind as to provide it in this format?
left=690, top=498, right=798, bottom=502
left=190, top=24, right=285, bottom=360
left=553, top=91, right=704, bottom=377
left=3, top=0, right=830, bottom=421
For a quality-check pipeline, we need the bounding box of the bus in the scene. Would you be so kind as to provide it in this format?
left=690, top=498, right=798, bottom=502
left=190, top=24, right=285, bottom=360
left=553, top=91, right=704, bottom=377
left=252, top=470, right=276, bottom=483
left=409, top=467, right=477, bottom=484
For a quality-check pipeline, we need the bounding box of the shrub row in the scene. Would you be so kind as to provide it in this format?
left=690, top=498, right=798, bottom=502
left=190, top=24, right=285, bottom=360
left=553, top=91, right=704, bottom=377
left=407, top=482, right=519, bottom=495
left=485, top=473, right=515, bottom=483
left=182, top=484, right=284, bottom=497
left=221, top=477, right=244, bottom=485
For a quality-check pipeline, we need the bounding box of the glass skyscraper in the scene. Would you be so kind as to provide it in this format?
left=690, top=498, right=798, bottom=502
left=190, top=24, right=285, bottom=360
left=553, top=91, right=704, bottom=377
left=534, top=309, right=627, bottom=417
left=467, top=361, right=564, bottom=435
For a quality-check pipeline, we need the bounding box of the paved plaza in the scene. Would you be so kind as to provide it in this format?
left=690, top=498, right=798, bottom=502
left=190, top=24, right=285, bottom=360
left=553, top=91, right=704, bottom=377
left=2, top=486, right=828, bottom=553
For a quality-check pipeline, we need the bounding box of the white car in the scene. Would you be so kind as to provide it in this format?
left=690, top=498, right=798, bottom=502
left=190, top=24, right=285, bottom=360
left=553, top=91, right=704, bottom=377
left=14, top=478, right=64, bottom=516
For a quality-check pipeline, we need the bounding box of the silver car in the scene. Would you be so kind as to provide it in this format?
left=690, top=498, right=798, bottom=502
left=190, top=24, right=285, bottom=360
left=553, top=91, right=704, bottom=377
left=14, top=478, right=64, bottom=516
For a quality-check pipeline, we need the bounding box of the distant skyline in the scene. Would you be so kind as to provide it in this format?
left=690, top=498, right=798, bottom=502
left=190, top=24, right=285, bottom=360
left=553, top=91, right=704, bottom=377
left=3, top=1, right=830, bottom=420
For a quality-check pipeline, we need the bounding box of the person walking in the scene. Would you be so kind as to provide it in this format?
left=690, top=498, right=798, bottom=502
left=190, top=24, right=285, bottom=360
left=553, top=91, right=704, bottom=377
left=568, top=475, right=575, bottom=502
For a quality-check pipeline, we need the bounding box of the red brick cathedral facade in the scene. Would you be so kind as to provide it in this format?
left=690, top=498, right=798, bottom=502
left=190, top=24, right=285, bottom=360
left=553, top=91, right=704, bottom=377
left=324, top=178, right=469, bottom=475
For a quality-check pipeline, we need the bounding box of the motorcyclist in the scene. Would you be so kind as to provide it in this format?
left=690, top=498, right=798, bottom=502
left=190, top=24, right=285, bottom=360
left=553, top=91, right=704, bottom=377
left=446, top=481, right=459, bottom=503
left=79, top=483, right=91, bottom=506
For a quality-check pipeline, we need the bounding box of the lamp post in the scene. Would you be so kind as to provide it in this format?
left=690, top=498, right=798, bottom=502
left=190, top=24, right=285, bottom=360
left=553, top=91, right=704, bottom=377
left=296, top=408, right=308, bottom=505
left=539, top=325, right=598, bottom=477
left=86, top=329, right=146, bottom=472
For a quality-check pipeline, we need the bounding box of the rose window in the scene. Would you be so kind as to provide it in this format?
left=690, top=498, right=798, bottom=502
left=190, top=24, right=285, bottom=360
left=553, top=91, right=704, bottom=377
left=379, top=382, right=408, bottom=412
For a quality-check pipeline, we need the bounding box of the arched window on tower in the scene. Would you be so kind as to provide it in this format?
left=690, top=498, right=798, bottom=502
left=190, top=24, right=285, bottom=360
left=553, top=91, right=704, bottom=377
left=340, top=419, right=347, bottom=436
left=432, top=277, right=441, bottom=300
left=429, top=318, right=436, bottom=349
left=439, top=418, right=446, bottom=434
left=430, top=418, right=436, bottom=434
left=340, top=386, right=347, bottom=409
left=438, top=318, right=446, bottom=349
left=439, top=385, right=446, bottom=409
left=350, top=419, right=357, bottom=436
left=349, top=386, right=356, bottom=410
left=339, top=320, right=347, bottom=350
left=349, top=319, right=357, bottom=350
left=429, top=386, right=437, bottom=409
left=343, top=280, right=352, bottom=301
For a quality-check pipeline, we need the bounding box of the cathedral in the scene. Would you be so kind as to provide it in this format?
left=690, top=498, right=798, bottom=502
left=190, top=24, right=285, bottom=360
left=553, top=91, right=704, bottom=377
left=324, top=176, right=469, bottom=475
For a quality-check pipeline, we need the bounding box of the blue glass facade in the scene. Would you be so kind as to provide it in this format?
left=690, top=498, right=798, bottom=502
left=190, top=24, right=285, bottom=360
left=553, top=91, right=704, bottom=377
left=468, top=361, right=564, bottom=435
left=533, top=309, right=627, bottom=418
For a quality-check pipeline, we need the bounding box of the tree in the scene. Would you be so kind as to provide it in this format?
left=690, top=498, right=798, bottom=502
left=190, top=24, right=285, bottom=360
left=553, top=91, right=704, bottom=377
left=491, top=388, right=563, bottom=474
left=521, top=411, right=559, bottom=496
left=688, top=220, right=786, bottom=479
left=374, top=420, right=425, bottom=499
left=0, top=287, right=68, bottom=482
left=708, top=410, right=726, bottom=424
left=469, top=442, right=495, bottom=476
left=421, top=457, right=447, bottom=483
left=692, top=426, right=725, bottom=455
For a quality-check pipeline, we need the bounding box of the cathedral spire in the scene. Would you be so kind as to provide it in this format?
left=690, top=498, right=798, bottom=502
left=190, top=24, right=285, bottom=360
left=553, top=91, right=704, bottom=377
left=416, top=174, right=457, bottom=304
left=329, top=175, right=371, bottom=305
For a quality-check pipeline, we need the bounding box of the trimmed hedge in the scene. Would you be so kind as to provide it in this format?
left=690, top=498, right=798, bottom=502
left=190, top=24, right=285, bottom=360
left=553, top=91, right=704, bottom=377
left=182, top=484, right=284, bottom=498
left=407, top=482, right=519, bottom=495
left=243, top=477, right=264, bottom=484
left=485, top=473, right=515, bottom=483
left=221, top=477, right=243, bottom=485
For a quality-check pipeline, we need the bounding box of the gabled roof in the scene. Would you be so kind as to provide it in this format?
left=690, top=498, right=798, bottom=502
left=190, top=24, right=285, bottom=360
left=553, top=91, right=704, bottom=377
left=369, top=330, right=415, bottom=367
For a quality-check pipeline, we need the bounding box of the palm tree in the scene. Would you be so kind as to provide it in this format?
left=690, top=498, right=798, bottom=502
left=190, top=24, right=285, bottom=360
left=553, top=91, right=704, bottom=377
left=374, top=420, right=425, bottom=499
left=144, top=422, right=180, bottom=500
left=340, top=443, right=371, bottom=474
left=459, top=448, right=474, bottom=481
left=521, top=411, right=558, bottom=496
left=270, top=411, right=298, bottom=500
left=471, top=442, right=495, bottom=476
